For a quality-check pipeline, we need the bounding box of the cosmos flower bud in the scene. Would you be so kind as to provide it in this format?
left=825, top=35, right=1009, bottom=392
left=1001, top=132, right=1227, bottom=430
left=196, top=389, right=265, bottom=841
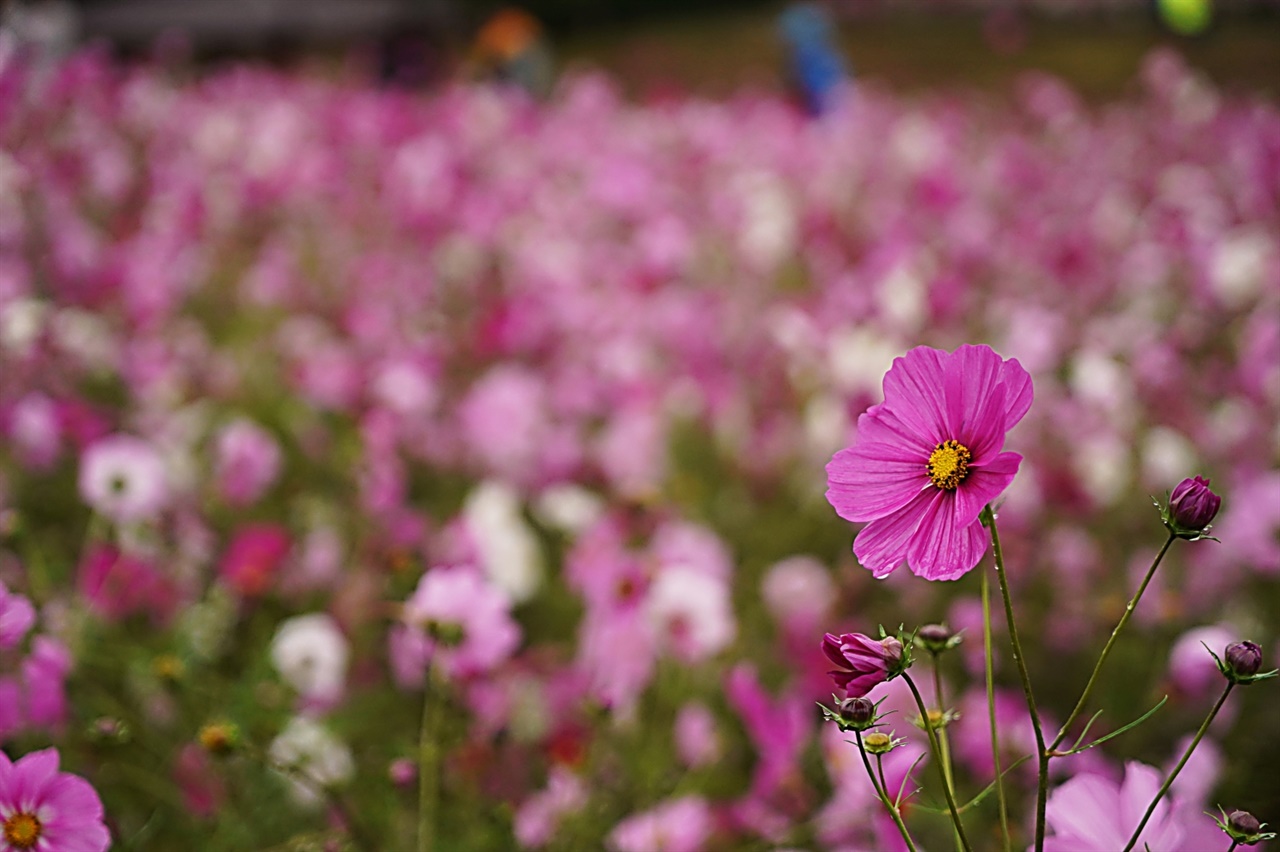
left=1163, top=476, right=1221, bottom=539
left=838, top=697, right=877, bottom=730
left=1206, top=640, right=1277, bottom=687
left=1229, top=811, right=1262, bottom=836
left=860, top=732, right=902, bottom=755
left=1225, top=641, right=1263, bottom=679
left=916, top=623, right=961, bottom=655
left=1214, top=806, right=1276, bottom=846
left=822, top=630, right=911, bottom=698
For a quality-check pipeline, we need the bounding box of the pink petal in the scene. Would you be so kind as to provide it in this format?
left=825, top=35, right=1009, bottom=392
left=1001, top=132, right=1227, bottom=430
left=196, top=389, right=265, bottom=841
left=904, top=490, right=990, bottom=581
left=880, top=348, right=949, bottom=445
left=12, top=748, right=60, bottom=807
left=998, top=356, right=1034, bottom=432
left=953, top=452, right=1022, bottom=527
left=942, top=344, right=1005, bottom=443
left=959, top=382, right=1008, bottom=464
left=1044, top=772, right=1126, bottom=849
left=854, top=404, right=935, bottom=457
left=1119, top=762, right=1182, bottom=850
left=826, top=442, right=929, bottom=523
left=853, top=490, right=932, bottom=578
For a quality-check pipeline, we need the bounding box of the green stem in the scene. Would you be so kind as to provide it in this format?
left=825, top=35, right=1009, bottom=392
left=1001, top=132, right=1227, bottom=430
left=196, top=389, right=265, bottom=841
left=855, top=730, right=920, bottom=852
left=1122, top=683, right=1234, bottom=852
left=931, top=655, right=962, bottom=852
left=903, top=672, right=972, bottom=852
left=982, top=564, right=1012, bottom=852
left=419, top=669, right=443, bottom=852
left=1050, top=532, right=1177, bottom=752
left=984, top=505, right=1049, bottom=852
left=1227, top=841, right=1240, bottom=852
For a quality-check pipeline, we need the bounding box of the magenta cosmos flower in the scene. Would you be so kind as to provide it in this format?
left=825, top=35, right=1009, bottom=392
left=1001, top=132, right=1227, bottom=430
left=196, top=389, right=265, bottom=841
left=826, top=345, right=1033, bottom=581
left=0, top=747, right=110, bottom=852
left=822, top=632, right=906, bottom=697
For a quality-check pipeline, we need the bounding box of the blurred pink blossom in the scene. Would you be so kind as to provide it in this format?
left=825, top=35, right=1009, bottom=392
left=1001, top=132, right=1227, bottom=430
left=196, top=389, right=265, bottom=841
left=78, top=434, right=168, bottom=524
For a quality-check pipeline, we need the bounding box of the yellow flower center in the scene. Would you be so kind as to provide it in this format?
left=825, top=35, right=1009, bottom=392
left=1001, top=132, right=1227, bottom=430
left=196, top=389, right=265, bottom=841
left=927, top=440, right=972, bottom=490
left=3, top=812, right=41, bottom=849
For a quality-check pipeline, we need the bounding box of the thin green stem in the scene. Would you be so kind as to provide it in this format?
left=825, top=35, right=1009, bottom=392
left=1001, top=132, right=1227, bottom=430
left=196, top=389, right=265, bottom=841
left=1051, top=533, right=1177, bottom=752
left=1122, top=683, right=1234, bottom=852
left=931, top=655, right=963, bottom=852
left=903, top=672, right=972, bottom=852
left=855, top=730, right=920, bottom=852
left=984, top=506, right=1049, bottom=852
left=419, top=670, right=443, bottom=852
left=1227, top=841, right=1240, bottom=852
left=876, top=753, right=891, bottom=804
left=982, top=564, right=1012, bottom=852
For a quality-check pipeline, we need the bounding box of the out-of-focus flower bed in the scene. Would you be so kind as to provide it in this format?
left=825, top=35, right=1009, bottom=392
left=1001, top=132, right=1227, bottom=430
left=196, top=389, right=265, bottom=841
left=0, top=47, right=1277, bottom=849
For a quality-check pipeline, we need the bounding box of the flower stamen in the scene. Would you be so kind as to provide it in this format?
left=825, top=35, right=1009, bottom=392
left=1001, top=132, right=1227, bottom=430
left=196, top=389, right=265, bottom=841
left=926, top=440, right=972, bottom=490
left=3, top=812, right=42, bottom=849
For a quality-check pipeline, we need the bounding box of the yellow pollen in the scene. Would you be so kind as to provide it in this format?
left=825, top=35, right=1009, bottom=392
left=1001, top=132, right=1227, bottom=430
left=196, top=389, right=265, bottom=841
left=3, top=812, right=41, bottom=849
left=926, top=440, right=972, bottom=490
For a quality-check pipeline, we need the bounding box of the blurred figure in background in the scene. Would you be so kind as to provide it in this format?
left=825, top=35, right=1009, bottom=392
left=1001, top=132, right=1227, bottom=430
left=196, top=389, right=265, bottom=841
left=469, top=6, right=553, bottom=99
left=0, top=0, right=78, bottom=69
left=777, top=2, right=849, bottom=116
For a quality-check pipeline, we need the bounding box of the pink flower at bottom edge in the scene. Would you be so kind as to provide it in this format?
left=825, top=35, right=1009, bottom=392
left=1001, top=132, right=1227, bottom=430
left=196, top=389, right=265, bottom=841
left=826, top=344, right=1033, bottom=581
left=0, top=747, right=111, bottom=852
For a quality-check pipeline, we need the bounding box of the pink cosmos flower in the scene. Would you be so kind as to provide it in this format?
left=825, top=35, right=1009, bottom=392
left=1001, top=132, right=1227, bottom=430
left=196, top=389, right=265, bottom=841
left=78, top=434, right=169, bottom=525
left=1042, top=761, right=1219, bottom=851
left=0, top=584, right=35, bottom=651
left=393, top=564, right=521, bottom=682
left=219, top=524, right=291, bottom=598
left=607, top=796, right=715, bottom=852
left=827, top=344, right=1033, bottom=581
left=0, top=747, right=110, bottom=852
left=77, top=544, right=177, bottom=623
left=213, top=417, right=283, bottom=507
left=822, top=632, right=905, bottom=697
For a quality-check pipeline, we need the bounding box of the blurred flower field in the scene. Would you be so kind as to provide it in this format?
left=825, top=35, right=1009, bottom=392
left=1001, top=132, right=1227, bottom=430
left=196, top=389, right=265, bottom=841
left=0, top=45, right=1278, bottom=850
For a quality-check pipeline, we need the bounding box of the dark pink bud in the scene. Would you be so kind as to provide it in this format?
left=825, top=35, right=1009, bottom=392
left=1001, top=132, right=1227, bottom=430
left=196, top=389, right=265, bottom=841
left=1225, top=641, right=1263, bottom=679
left=821, top=631, right=908, bottom=698
left=1168, top=476, right=1221, bottom=534
left=1227, top=810, right=1261, bottom=836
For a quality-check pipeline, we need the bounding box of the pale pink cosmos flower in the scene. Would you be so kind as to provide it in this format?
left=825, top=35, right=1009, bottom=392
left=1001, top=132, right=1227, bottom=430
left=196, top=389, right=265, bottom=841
left=1042, top=761, right=1219, bottom=851
left=394, top=564, right=521, bottom=682
left=513, top=766, right=588, bottom=849
left=674, top=702, right=721, bottom=769
left=645, top=567, right=735, bottom=664
left=213, top=417, right=282, bottom=507
left=1167, top=624, right=1238, bottom=699
left=0, top=747, right=110, bottom=852
left=78, top=434, right=169, bottom=524
left=0, top=583, right=35, bottom=650
left=607, top=795, right=715, bottom=852
left=827, top=344, right=1033, bottom=581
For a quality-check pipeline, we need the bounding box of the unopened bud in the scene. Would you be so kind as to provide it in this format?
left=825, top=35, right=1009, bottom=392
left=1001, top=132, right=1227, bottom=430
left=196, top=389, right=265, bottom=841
left=1225, top=641, right=1263, bottom=679
left=1165, top=476, right=1221, bottom=538
left=916, top=623, right=959, bottom=654
left=1229, top=811, right=1262, bottom=836
left=839, top=697, right=876, bottom=729
left=862, top=732, right=894, bottom=754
